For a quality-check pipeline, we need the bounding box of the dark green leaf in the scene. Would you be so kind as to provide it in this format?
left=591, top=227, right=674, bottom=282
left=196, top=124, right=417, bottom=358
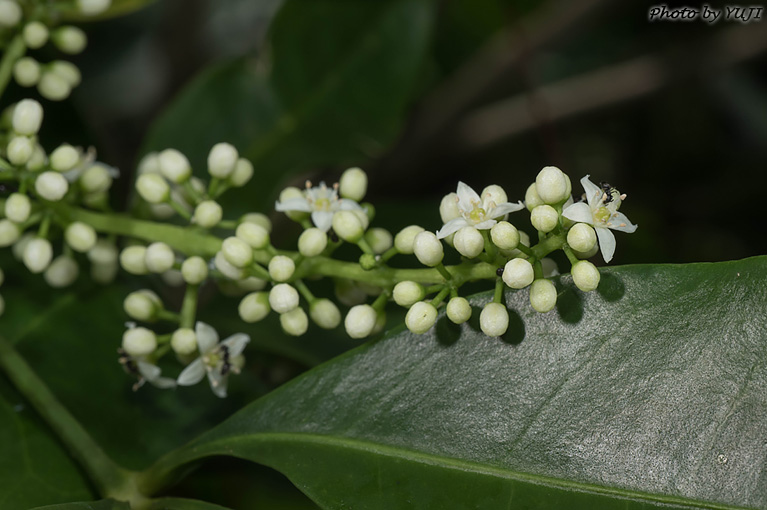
left=30, top=500, right=130, bottom=510
left=59, top=0, right=157, bottom=22
left=144, top=498, right=230, bottom=510
left=152, top=258, right=767, bottom=509
left=142, top=0, right=435, bottom=212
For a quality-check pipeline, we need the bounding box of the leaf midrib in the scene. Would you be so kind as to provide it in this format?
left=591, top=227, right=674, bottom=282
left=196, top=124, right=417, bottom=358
left=193, top=431, right=753, bottom=510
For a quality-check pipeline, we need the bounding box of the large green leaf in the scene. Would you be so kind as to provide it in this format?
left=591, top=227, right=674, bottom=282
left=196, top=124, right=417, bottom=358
left=142, top=0, right=435, bottom=212
left=30, top=500, right=131, bottom=510
left=150, top=257, right=767, bottom=509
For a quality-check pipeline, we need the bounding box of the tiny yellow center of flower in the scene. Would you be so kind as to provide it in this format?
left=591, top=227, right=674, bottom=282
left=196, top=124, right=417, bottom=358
left=204, top=352, right=222, bottom=367
left=468, top=207, right=486, bottom=224
left=313, top=197, right=331, bottom=211
left=594, top=206, right=611, bottom=225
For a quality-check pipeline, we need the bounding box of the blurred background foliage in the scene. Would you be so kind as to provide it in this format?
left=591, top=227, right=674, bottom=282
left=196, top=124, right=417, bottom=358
left=2, top=0, right=766, bottom=508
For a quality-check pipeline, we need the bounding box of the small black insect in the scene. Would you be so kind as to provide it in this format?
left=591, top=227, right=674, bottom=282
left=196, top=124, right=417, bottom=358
left=220, top=345, right=232, bottom=376
left=496, top=267, right=504, bottom=277
left=600, top=182, right=615, bottom=204
left=329, top=229, right=339, bottom=243
left=117, top=348, right=139, bottom=376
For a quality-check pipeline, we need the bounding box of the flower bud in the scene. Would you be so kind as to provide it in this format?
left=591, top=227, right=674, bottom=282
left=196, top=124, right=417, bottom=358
left=480, top=303, right=509, bottom=337
left=12, top=99, right=43, bottom=136
left=268, top=255, right=295, bottom=282
left=23, top=21, right=48, bottom=49
left=124, top=290, right=161, bottom=321
left=43, top=255, right=78, bottom=287
left=77, top=0, right=112, bottom=16
left=490, top=221, right=519, bottom=250
left=309, top=298, right=341, bottom=329
left=439, top=192, right=460, bottom=223
left=530, top=205, right=559, bottom=233
left=49, top=61, right=81, bottom=87
left=52, top=26, right=87, bottom=54
left=413, top=231, right=443, bottom=267
left=241, top=212, right=272, bottom=232
left=394, top=225, right=424, bottom=254
left=405, top=301, right=438, bottom=334
left=12, top=232, right=34, bottom=258
left=535, top=166, right=569, bottom=204
left=120, top=245, right=149, bottom=275
left=239, top=291, right=270, bottom=323
left=541, top=257, right=559, bottom=277
left=453, top=226, right=484, bottom=258
left=136, top=174, right=170, bottom=204
left=220, top=237, right=252, bottom=268
left=338, top=167, right=367, bottom=201
left=91, top=261, right=118, bottom=284
left=158, top=148, right=191, bottom=183
left=0, top=221, right=20, bottom=247
left=530, top=279, right=557, bottom=313
left=122, top=327, right=156, bottom=357
left=13, top=57, right=41, bottom=87
left=334, top=279, right=367, bottom=306
left=344, top=304, right=377, bottom=339
left=481, top=184, right=508, bottom=207
left=50, top=144, right=79, bottom=172
left=5, top=193, right=30, bottom=223
left=502, top=258, right=534, bottom=289
left=269, top=283, right=299, bottom=313
left=446, top=296, right=471, bottom=324
left=228, top=158, right=253, bottom=187
left=7, top=136, right=34, bottom=165
left=23, top=238, right=53, bottom=273
left=571, top=260, right=600, bottom=292
left=38, top=72, right=71, bottom=101
left=278, top=187, right=309, bottom=222
left=297, top=228, right=327, bottom=257
left=137, top=152, right=160, bottom=174
left=26, top=143, right=47, bottom=171
left=567, top=223, right=597, bottom=253
left=161, top=269, right=184, bottom=287
left=80, top=164, right=112, bottom=193
left=145, top=242, right=175, bottom=273
left=207, top=142, right=238, bottom=178
left=237, top=276, right=267, bottom=292
left=392, top=281, right=425, bottom=307
left=181, top=256, right=208, bottom=284
left=214, top=251, right=244, bottom=280
left=0, top=0, right=21, bottom=27
left=280, top=307, right=308, bottom=336
left=171, top=328, right=197, bottom=356
left=87, top=239, right=117, bottom=265
left=525, top=183, right=543, bottom=212
left=236, top=222, right=269, bottom=249
left=192, top=200, right=222, bottom=228
left=332, top=210, right=364, bottom=243
left=364, top=228, right=392, bottom=254
left=35, top=171, right=69, bottom=201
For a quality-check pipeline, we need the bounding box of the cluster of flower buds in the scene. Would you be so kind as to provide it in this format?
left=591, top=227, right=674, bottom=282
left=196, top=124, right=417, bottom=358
left=0, top=98, right=119, bottom=293
left=1, top=0, right=110, bottom=101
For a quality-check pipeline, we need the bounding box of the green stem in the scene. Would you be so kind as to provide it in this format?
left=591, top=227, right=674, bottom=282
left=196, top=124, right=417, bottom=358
left=178, top=284, right=199, bottom=329
left=167, top=199, right=191, bottom=221
left=435, top=263, right=453, bottom=281
left=294, top=279, right=316, bottom=304
left=0, top=35, right=25, bottom=98
left=493, top=278, right=504, bottom=304
left=563, top=245, right=579, bottom=265
left=430, top=286, right=450, bottom=307
left=0, top=335, right=144, bottom=504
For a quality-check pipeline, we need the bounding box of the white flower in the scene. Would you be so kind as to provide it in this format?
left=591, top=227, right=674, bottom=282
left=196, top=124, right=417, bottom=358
left=562, top=175, right=637, bottom=263
left=436, top=182, right=523, bottom=239
left=118, top=348, right=176, bottom=391
left=275, top=181, right=362, bottom=232
left=176, top=322, right=249, bottom=398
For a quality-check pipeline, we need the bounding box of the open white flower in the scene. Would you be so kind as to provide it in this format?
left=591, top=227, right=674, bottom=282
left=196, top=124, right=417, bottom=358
left=275, top=181, right=362, bottom=232
left=118, top=348, right=176, bottom=391
left=562, top=175, right=637, bottom=263
left=177, top=321, right=249, bottom=398
left=436, top=182, right=523, bottom=239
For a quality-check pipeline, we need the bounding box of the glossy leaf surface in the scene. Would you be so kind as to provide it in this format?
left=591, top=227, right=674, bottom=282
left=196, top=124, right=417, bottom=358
left=155, top=258, right=767, bottom=509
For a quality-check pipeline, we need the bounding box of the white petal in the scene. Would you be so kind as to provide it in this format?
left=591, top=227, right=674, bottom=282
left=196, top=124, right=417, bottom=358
left=177, top=359, right=206, bottom=386
left=436, top=217, right=469, bottom=239
left=580, top=175, right=602, bottom=208
left=312, top=211, right=334, bottom=232
left=136, top=361, right=160, bottom=380
left=195, top=321, right=219, bottom=353
left=563, top=196, right=574, bottom=208
left=474, top=219, right=497, bottom=230
left=150, top=376, right=177, bottom=389
left=490, top=201, right=524, bottom=217
left=596, top=227, right=616, bottom=263
left=275, top=197, right=312, bottom=213
left=337, top=199, right=362, bottom=211
left=207, top=370, right=228, bottom=398
left=562, top=202, right=594, bottom=224
left=222, top=333, right=250, bottom=358
left=608, top=212, right=638, bottom=233
left=456, top=182, right=480, bottom=212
